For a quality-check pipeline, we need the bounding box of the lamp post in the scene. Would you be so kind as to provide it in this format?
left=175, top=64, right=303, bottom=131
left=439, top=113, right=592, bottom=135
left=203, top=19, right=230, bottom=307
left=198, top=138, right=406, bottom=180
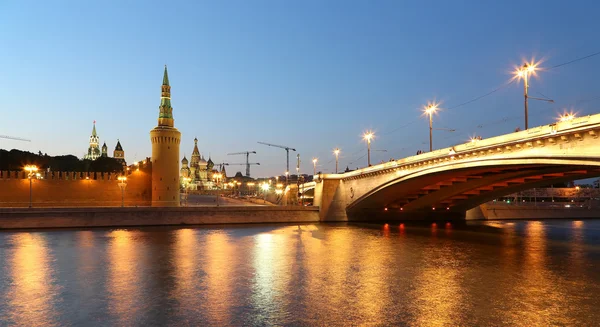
left=516, top=63, right=535, bottom=129
left=24, top=165, right=38, bottom=208
left=515, top=62, right=553, bottom=129
left=424, top=103, right=438, bottom=152
left=333, top=148, right=340, bottom=173
left=312, top=158, right=318, bottom=176
left=117, top=175, right=127, bottom=207
left=213, top=173, right=222, bottom=206
left=363, top=132, right=374, bottom=166
left=182, top=177, right=191, bottom=206
left=261, top=182, right=269, bottom=204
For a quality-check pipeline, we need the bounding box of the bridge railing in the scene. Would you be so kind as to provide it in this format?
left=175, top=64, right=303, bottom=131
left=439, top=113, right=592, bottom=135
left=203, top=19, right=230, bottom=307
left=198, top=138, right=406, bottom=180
left=318, top=113, right=600, bottom=180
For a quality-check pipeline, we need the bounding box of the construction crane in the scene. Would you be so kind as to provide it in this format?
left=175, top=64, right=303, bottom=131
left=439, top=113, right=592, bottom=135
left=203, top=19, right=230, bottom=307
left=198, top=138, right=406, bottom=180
left=0, top=135, right=31, bottom=142
left=227, top=151, right=257, bottom=177
left=257, top=141, right=296, bottom=174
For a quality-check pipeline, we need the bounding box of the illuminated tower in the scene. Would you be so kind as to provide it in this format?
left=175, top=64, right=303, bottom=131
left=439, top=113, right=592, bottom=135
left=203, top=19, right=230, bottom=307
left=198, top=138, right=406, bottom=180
left=150, top=65, right=181, bottom=207
left=101, top=142, right=108, bottom=157
left=84, top=121, right=101, bottom=160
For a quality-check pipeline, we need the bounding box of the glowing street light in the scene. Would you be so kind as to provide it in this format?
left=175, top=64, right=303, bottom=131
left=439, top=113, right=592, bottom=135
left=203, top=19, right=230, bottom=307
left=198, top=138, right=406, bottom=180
left=312, top=158, right=318, bottom=176
left=333, top=148, right=340, bottom=173
left=559, top=112, right=576, bottom=122
left=117, top=176, right=127, bottom=207
left=514, top=61, right=553, bottom=129
left=363, top=131, right=374, bottom=166
left=261, top=182, right=270, bottom=204
left=423, top=102, right=439, bottom=152
left=213, top=173, right=223, bottom=207
left=182, top=177, right=191, bottom=206
left=515, top=62, right=536, bottom=129
left=24, top=165, right=38, bottom=208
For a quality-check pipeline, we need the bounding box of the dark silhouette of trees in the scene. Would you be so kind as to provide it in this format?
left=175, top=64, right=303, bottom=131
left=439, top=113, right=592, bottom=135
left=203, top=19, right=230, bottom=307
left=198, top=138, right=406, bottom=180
left=0, top=149, right=123, bottom=172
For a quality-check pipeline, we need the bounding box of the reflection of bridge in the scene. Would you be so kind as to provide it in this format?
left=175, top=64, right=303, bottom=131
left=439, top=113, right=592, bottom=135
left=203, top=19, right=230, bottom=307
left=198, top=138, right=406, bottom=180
left=310, top=114, right=600, bottom=221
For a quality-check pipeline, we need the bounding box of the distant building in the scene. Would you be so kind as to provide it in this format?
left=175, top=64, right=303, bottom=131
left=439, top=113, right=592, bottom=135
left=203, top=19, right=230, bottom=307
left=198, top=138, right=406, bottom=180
left=182, top=138, right=221, bottom=190
left=113, top=140, right=125, bottom=165
left=84, top=122, right=101, bottom=160
left=83, top=121, right=126, bottom=166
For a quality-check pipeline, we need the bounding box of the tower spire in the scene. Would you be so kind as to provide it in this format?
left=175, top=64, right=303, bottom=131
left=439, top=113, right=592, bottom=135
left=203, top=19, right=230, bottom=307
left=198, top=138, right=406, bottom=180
left=157, top=66, right=173, bottom=127
left=162, top=65, right=169, bottom=86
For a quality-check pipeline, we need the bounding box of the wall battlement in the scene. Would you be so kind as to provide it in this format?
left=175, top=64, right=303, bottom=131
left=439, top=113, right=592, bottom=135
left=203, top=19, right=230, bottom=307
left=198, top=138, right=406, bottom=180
left=1, top=170, right=125, bottom=181
left=0, top=169, right=152, bottom=207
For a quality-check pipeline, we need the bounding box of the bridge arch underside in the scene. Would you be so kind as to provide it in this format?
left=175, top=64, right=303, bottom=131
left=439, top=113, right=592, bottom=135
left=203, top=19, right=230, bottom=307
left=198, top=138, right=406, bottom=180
left=346, top=158, right=600, bottom=220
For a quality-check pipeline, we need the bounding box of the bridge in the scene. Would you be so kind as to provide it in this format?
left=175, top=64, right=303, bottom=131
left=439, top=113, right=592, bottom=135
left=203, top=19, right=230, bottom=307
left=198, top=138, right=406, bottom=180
left=311, top=113, right=600, bottom=221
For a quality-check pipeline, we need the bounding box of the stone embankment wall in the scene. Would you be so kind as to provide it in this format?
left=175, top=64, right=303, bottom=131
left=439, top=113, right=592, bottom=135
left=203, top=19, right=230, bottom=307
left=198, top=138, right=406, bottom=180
left=466, top=203, right=600, bottom=220
left=0, top=168, right=152, bottom=207
left=0, top=206, right=320, bottom=229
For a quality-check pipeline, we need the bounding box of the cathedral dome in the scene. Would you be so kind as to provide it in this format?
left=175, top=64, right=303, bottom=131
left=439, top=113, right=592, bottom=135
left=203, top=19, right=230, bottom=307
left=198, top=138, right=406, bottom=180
left=181, top=156, right=189, bottom=165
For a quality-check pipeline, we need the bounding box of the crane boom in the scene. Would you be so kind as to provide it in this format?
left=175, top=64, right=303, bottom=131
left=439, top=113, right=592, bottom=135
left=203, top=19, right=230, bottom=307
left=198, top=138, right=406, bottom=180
left=257, top=141, right=296, bottom=173
left=227, top=151, right=257, bottom=177
left=0, top=135, right=31, bottom=142
left=227, top=163, right=260, bottom=165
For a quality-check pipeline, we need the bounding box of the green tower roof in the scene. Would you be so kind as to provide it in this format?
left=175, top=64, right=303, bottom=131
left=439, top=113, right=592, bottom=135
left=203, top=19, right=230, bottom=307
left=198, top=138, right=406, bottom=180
left=163, top=65, right=169, bottom=86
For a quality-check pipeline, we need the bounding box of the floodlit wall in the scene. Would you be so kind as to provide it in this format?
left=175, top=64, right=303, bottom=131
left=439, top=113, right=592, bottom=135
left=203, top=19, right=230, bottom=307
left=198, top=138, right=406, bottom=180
left=0, top=169, right=151, bottom=207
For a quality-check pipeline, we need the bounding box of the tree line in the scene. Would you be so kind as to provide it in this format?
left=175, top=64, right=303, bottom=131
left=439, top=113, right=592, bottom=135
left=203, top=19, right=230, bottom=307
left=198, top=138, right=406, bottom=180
left=0, top=149, right=124, bottom=172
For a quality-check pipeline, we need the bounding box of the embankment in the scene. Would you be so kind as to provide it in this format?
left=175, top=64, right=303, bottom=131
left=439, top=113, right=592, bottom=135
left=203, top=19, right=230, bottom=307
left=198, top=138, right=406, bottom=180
left=0, top=206, right=320, bottom=229
left=467, top=203, right=600, bottom=220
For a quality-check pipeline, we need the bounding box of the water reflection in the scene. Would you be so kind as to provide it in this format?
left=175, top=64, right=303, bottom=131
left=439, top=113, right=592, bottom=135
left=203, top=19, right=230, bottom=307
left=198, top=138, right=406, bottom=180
left=0, top=221, right=599, bottom=326
left=203, top=231, right=235, bottom=325
left=172, top=228, right=199, bottom=313
left=410, top=238, right=465, bottom=327
left=509, top=221, right=570, bottom=325
left=107, top=230, right=142, bottom=325
left=6, top=233, right=57, bottom=326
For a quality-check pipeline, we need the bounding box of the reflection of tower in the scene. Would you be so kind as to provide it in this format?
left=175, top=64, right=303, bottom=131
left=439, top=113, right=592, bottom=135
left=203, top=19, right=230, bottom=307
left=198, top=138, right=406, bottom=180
left=150, top=66, right=181, bottom=207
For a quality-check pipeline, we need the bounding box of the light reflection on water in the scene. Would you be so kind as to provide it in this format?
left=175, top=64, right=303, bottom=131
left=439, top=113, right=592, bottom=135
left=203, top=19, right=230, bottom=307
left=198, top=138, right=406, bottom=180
left=0, top=220, right=599, bottom=326
left=4, top=233, right=58, bottom=326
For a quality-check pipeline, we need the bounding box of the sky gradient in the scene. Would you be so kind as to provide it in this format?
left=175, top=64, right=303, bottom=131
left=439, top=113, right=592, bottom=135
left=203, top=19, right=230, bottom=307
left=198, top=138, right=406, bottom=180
left=1, top=0, right=599, bottom=177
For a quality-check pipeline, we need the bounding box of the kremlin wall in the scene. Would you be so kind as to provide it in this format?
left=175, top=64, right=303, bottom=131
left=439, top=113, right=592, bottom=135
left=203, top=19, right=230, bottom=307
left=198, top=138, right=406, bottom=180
left=0, top=161, right=152, bottom=207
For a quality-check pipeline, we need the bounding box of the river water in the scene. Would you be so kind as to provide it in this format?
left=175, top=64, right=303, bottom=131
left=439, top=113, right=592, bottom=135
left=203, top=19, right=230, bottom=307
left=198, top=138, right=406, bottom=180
left=0, top=220, right=599, bottom=326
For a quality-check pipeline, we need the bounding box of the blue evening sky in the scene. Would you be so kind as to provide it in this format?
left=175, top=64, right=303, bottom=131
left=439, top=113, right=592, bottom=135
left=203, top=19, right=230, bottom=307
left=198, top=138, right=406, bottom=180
left=1, top=0, right=599, bottom=177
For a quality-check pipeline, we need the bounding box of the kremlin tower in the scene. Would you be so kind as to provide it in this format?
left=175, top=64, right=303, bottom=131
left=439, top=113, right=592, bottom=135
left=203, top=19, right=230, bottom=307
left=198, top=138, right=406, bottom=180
left=150, top=66, right=181, bottom=207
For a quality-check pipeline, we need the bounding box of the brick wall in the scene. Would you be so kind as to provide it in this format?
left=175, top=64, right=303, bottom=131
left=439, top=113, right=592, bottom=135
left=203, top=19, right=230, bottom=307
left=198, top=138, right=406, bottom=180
left=0, top=169, right=152, bottom=207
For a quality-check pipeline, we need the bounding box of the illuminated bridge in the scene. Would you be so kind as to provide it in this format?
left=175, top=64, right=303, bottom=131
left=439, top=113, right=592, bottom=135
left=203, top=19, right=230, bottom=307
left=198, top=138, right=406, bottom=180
left=311, top=113, right=600, bottom=221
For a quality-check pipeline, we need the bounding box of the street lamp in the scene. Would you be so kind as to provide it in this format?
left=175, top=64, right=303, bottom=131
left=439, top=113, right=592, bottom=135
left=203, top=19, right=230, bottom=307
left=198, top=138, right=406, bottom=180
left=333, top=148, right=340, bottom=173
left=515, top=62, right=536, bottom=130
left=363, top=131, right=374, bottom=166
left=312, top=158, right=318, bottom=176
left=213, top=173, right=222, bottom=206
left=285, top=171, right=289, bottom=185
left=559, top=112, right=576, bottom=122
left=424, top=103, right=439, bottom=152
left=182, top=177, right=191, bottom=206
left=117, top=176, right=127, bottom=207
left=514, top=61, right=553, bottom=129
left=24, top=165, right=38, bottom=208
left=261, top=182, right=269, bottom=204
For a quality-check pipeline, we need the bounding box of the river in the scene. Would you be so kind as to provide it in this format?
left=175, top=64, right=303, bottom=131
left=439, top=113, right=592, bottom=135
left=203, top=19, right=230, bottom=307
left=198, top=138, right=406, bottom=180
left=0, top=220, right=599, bottom=326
